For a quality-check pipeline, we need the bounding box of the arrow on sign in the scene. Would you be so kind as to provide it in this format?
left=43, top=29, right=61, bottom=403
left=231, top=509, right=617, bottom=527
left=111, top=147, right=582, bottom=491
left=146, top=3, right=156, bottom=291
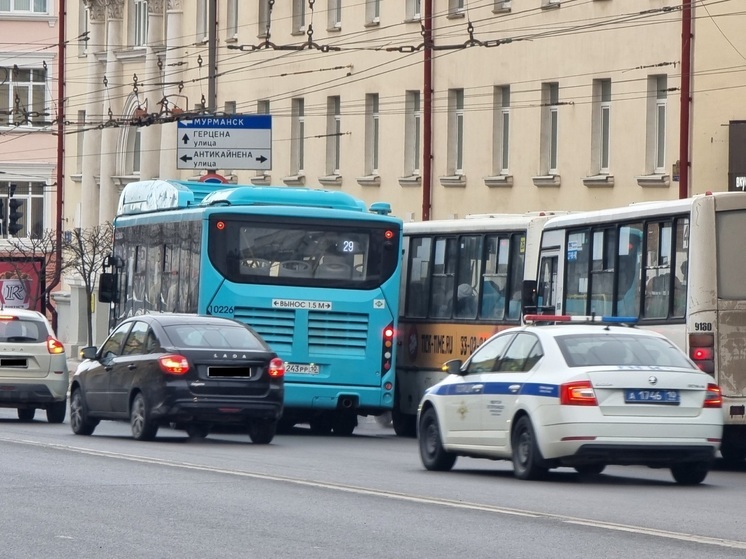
left=182, top=134, right=190, bottom=145
left=180, top=154, right=193, bottom=163
left=256, top=155, right=267, bottom=163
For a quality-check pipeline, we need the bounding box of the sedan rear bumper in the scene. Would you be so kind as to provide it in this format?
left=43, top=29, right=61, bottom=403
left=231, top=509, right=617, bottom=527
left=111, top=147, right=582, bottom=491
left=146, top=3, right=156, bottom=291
left=152, top=398, right=283, bottom=424
left=560, top=444, right=717, bottom=467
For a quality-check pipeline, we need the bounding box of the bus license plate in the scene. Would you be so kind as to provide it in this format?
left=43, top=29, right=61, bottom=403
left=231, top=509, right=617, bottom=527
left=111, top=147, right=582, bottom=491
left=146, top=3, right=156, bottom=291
left=285, top=363, right=320, bottom=375
left=624, top=389, right=679, bottom=405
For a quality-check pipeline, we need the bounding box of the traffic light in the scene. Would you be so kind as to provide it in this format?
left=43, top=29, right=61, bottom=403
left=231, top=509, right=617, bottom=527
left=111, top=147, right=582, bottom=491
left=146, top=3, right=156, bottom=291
left=8, top=199, right=23, bottom=236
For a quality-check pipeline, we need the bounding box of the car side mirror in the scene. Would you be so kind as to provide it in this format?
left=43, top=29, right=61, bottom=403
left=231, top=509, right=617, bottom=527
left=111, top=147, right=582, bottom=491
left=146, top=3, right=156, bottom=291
left=442, top=359, right=463, bottom=375
left=80, top=346, right=98, bottom=360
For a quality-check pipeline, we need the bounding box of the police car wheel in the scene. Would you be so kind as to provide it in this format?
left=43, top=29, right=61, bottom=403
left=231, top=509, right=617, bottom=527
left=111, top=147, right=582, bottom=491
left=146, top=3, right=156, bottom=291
left=512, top=416, right=548, bottom=480
left=418, top=407, right=456, bottom=471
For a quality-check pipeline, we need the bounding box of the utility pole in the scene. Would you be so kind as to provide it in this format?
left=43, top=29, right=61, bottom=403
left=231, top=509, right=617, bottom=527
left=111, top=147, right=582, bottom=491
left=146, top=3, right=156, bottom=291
left=422, top=0, right=433, bottom=221
left=207, top=0, right=217, bottom=112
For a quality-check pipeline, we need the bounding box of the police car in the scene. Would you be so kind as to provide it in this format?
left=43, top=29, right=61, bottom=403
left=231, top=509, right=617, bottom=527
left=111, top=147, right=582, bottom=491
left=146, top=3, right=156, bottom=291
left=417, top=315, right=723, bottom=485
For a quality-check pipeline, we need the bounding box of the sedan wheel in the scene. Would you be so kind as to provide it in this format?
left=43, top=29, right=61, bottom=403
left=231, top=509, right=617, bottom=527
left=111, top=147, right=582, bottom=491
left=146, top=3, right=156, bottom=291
left=185, top=424, right=209, bottom=439
left=511, top=416, right=548, bottom=480
left=671, top=462, right=710, bottom=485
left=17, top=408, right=35, bottom=422
left=248, top=419, right=277, bottom=444
left=46, top=400, right=67, bottom=424
left=418, top=407, right=456, bottom=471
left=70, top=388, right=98, bottom=436
left=130, top=393, right=158, bottom=441
left=574, top=464, right=606, bottom=476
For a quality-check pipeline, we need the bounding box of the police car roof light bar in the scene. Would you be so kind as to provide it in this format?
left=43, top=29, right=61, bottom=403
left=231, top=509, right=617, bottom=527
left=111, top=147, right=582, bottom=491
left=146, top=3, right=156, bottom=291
left=523, top=314, right=638, bottom=325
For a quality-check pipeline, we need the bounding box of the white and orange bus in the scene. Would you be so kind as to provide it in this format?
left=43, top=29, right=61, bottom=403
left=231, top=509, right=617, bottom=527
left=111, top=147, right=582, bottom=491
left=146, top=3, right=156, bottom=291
left=394, top=212, right=565, bottom=436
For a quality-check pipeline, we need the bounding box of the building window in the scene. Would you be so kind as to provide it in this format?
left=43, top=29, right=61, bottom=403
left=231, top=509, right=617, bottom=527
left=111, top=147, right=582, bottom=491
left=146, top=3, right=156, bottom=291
left=540, top=82, right=559, bottom=175
left=494, top=0, right=511, bottom=11
left=647, top=75, right=668, bottom=174
left=542, top=0, right=560, bottom=7
left=592, top=79, right=611, bottom=175
left=258, top=0, right=270, bottom=37
left=76, top=110, right=86, bottom=175
left=228, top=0, right=239, bottom=39
left=328, top=0, right=342, bottom=29
left=326, top=96, right=341, bottom=176
left=448, top=89, right=465, bottom=175
left=0, top=0, right=48, bottom=13
left=292, top=0, right=305, bottom=33
left=493, top=86, right=510, bottom=175
left=257, top=99, right=270, bottom=114
left=0, top=182, right=44, bottom=239
left=404, top=90, right=421, bottom=176
left=78, top=3, right=89, bottom=56
left=406, top=0, right=422, bottom=20
left=449, top=0, right=465, bottom=15
left=365, top=0, right=380, bottom=24
left=127, top=126, right=142, bottom=175
left=365, top=93, right=380, bottom=175
left=224, top=101, right=236, bottom=114
left=291, top=98, right=305, bottom=174
left=0, top=67, right=47, bottom=127
left=196, top=0, right=208, bottom=41
left=133, top=0, right=149, bottom=47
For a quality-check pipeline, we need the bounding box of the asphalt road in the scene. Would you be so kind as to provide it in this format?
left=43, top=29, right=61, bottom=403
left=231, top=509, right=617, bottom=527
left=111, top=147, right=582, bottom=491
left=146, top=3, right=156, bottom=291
left=1, top=412, right=745, bottom=559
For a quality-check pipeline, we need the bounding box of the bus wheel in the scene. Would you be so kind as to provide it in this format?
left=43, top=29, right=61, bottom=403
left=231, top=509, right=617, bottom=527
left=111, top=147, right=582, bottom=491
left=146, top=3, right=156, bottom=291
left=309, top=414, right=333, bottom=435
left=332, top=412, right=357, bottom=436
left=392, top=408, right=417, bottom=438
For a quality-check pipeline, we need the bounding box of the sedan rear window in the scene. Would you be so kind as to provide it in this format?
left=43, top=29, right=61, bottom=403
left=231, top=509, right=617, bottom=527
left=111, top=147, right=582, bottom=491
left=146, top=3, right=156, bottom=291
left=164, top=323, right=265, bottom=350
left=556, top=334, right=694, bottom=368
left=0, top=319, right=45, bottom=343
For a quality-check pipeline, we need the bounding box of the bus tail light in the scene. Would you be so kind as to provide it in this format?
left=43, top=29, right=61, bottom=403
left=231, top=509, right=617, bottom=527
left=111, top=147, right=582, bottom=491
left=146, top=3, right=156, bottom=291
left=689, top=333, right=715, bottom=375
left=703, top=383, right=722, bottom=408
left=560, top=381, right=598, bottom=406
left=381, top=322, right=395, bottom=375
left=159, top=355, right=190, bottom=375
left=268, top=358, right=285, bottom=378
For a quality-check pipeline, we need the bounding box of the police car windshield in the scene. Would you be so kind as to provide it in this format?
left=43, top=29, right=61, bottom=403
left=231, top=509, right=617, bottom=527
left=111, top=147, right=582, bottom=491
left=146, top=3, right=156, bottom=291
left=556, top=334, right=694, bottom=369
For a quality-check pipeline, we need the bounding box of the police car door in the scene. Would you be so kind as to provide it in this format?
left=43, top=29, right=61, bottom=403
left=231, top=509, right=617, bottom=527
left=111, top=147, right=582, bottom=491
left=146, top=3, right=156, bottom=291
left=479, top=332, right=543, bottom=449
left=445, top=333, right=515, bottom=447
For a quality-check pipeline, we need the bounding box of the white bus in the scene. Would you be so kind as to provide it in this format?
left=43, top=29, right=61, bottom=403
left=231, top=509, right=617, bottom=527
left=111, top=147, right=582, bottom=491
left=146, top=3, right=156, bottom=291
left=394, top=212, right=565, bottom=436
left=529, top=192, right=746, bottom=461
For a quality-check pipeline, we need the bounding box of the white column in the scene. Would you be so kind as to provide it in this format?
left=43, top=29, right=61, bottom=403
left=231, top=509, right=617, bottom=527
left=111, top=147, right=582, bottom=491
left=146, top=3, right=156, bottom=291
left=159, top=0, right=184, bottom=178
left=98, top=0, right=124, bottom=224
left=139, top=0, right=165, bottom=179
left=80, top=0, right=105, bottom=228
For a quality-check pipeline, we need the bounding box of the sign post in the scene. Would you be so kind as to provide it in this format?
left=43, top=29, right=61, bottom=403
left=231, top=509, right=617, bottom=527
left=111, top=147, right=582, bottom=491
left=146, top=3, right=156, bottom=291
left=177, top=115, right=272, bottom=171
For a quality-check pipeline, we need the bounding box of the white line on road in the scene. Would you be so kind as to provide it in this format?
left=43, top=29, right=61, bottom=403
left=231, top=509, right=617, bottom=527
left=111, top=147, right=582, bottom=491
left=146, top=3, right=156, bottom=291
left=3, top=436, right=745, bottom=550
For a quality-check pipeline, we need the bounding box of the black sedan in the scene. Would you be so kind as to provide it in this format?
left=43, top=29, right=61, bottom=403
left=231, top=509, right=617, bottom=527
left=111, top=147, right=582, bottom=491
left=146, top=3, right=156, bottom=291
left=69, top=314, right=284, bottom=444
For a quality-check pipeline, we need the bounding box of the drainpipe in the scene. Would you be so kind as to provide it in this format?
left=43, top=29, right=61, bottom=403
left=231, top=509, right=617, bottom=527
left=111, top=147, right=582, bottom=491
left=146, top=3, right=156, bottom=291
left=679, top=0, right=692, bottom=199
left=421, top=0, right=433, bottom=221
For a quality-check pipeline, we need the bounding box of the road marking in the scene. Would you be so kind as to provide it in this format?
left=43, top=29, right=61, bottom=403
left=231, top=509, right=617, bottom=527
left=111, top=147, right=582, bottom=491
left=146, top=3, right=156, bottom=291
left=3, top=436, right=746, bottom=550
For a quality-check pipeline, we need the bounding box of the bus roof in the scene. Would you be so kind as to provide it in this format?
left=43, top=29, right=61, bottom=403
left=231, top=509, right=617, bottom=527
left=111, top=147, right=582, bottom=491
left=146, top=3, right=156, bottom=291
left=116, top=179, right=394, bottom=217
left=403, top=211, right=568, bottom=235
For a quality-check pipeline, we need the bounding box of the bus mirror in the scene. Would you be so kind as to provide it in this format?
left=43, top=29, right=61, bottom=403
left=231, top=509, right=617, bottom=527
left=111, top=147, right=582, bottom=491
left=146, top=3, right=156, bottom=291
left=522, top=280, right=537, bottom=313
left=98, top=272, right=119, bottom=303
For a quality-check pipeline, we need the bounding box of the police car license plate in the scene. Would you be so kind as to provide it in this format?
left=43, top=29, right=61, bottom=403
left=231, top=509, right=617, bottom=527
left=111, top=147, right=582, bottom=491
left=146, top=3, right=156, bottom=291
left=285, top=363, right=320, bottom=375
left=624, top=389, right=679, bottom=404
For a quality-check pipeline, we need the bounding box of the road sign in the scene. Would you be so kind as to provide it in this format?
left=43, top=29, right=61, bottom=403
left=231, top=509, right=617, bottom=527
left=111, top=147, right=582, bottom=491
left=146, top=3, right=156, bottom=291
left=177, top=115, right=272, bottom=171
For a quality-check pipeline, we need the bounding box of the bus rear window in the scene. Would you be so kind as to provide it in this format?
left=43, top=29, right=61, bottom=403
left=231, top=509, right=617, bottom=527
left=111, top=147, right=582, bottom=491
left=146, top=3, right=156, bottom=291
left=207, top=217, right=400, bottom=288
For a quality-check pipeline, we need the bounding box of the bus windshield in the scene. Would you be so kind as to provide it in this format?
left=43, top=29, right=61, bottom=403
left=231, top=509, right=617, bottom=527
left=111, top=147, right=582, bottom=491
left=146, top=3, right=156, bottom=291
left=207, top=215, right=400, bottom=288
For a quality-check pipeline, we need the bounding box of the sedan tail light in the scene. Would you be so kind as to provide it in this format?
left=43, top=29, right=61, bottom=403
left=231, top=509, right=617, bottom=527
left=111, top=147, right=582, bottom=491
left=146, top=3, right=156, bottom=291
left=560, top=380, right=598, bottom=406
left=703, top=383, right=722, bottom=408
left=268, top=357, right=285, bottom=378
left=46, top=336, right=65, bottom=355
left=159, top=354, right=190, bottom=375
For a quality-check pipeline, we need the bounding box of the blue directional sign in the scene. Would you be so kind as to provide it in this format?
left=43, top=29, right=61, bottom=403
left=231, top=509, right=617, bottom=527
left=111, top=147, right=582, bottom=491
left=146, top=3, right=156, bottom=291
left=177, top=115, right=272, bottom=171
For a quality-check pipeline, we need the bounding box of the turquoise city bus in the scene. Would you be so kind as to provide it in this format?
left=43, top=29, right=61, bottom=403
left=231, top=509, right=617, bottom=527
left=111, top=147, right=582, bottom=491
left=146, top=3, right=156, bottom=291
left=101, top=179, right=403, bottom=436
